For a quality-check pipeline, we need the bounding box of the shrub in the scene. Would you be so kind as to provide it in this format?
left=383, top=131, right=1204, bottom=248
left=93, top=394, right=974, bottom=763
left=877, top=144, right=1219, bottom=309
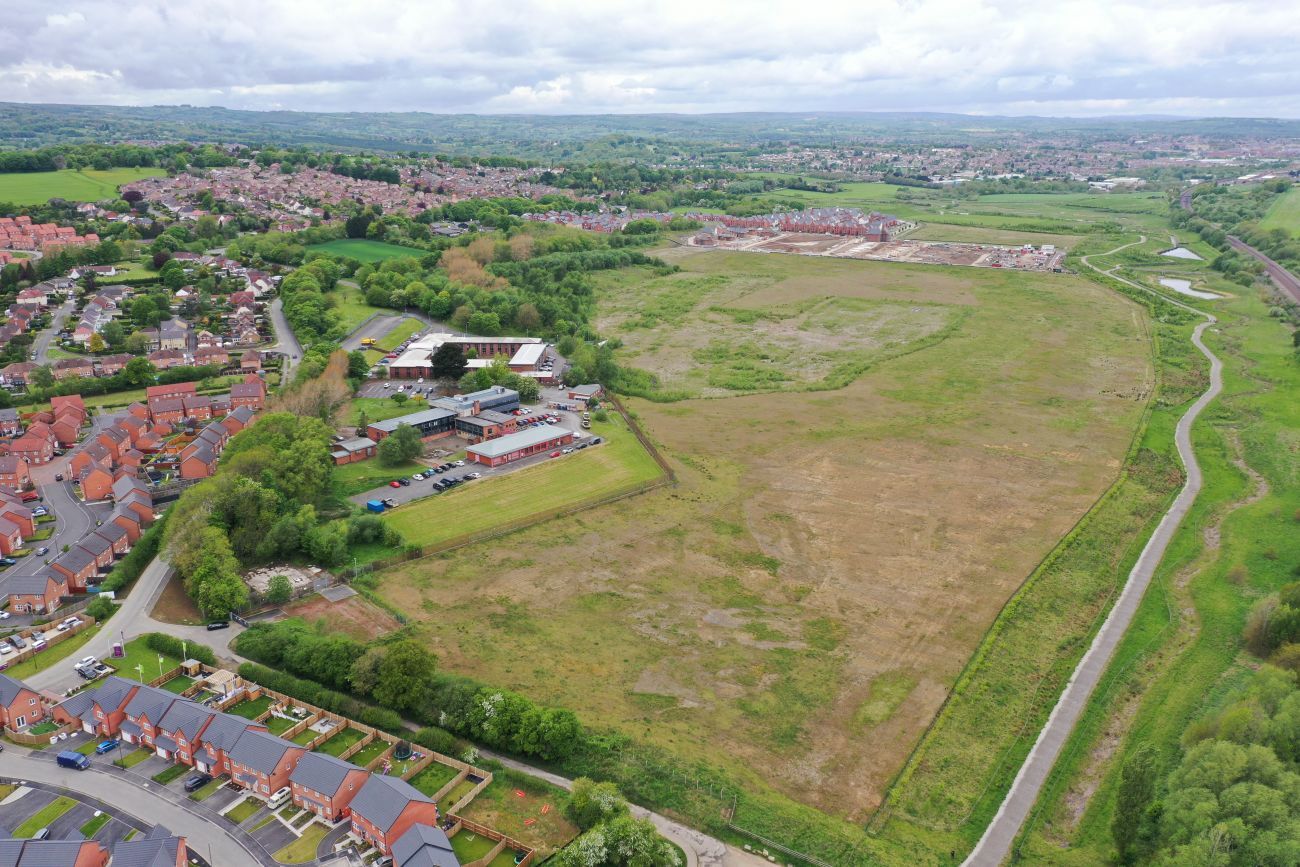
left=100, top=515, right=167, bottom=592
left=144, top=632, right=217, bottom=666
left=84, top=595, right=116, bottom=621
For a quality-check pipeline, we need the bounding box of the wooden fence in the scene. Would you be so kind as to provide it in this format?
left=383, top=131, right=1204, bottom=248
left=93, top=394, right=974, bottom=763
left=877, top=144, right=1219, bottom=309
left=449, top=816, right=533, bottom=867
left=0, top=614, right=98, bottom=677
left=6, top=720, right=78, bottom=745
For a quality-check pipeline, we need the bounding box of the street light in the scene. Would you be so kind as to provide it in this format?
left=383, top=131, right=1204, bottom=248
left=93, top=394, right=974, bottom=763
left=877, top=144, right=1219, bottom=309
left=157, top=655, right=164, bottom=679
left=134, top=663, right=143, bottom=683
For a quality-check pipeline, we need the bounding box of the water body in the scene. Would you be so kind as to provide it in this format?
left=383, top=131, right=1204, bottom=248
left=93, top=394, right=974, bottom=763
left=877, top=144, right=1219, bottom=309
left=1159, top=277, right=1220, bottom=300
left=1160, top=246, right=1203, bottom=260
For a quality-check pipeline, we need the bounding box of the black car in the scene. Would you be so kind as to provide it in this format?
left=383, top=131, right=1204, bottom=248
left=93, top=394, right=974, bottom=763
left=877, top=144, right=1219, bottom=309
left=432, top=466, right=445, bottom=474
left=206, top=621, right=230, bottom=631
left=53, top=473, right=64, bottom=482
left=398, top=478, right=411, bottom=486
left=183, top=773, right=213, bottom=793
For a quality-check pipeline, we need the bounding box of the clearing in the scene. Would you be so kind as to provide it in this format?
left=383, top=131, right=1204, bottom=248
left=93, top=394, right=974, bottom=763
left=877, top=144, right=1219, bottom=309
left=282, top=595, right=402, bottom=642
left=308, top=239, right=424, bottom=263
left=1259, top=184, right=1300, bottom=236
left=377, top=246, right=1152, bottom=828
left=0, top=168, right=165, bottom=205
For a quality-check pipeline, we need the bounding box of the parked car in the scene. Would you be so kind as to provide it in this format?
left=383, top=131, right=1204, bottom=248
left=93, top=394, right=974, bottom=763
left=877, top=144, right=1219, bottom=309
left=183, top=773, right=213, bottom=793
left=34, top=547, right=48, bottom=556
left=0, top=557, right=15, bottom=566
left=53, top=473, right=64, bottom=482
left=95, top=740, right=119, bottom=755
left=409, top=475, right=422, bottom=483
left=592, top=437, right=604, bottom=445
left=397, top=478, right=411, bottom=486
left=466, top=472, right=482, bottom=480
left=388, top=480, right=402, bottom=488
left=9, top=635, right=26, bottom=649
left=206, top=621, right=230, bottom=631
left=382, top=382, right=391, bottom=389
left=452, top=460, right=465, bottom=467
left=561, top=447, right=574, bottom=455
left=383, top=498, right=398, bottom=508
left=550, top=451, right=561, bottom=458
left=268, top=787, right=291, bottom=808
left=32, top=829, right=49, bottom=840
left=0, top=644, right=13, bottom=656
left=31, top=507, right=48, bottom=517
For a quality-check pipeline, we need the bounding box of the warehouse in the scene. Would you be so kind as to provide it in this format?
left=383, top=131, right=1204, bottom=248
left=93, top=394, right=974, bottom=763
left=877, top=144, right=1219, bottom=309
left=366, top=407, right=456, bottom=443
left=466, top=425, right=575, bottom=467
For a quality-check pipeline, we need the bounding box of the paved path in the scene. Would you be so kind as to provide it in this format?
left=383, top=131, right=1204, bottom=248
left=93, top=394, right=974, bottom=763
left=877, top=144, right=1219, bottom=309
left=0, top=746, right=266, bottom=864
left=963, top=238, right=1223, bottom=865
left=267, top=297, right=302, bottom=381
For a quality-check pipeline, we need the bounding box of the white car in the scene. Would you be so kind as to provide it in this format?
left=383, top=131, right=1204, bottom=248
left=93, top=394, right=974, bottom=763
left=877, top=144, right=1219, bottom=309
left=0, top=611, right=9, bottom=620
left=417, top=377, right=424, bottom=384
left=562, top=447, right=574, bottom=454
left=453, top=460, right=464, bottom=467
left=0, top=644, right=12, bottom=656
left=466, top=472, right=481, bottom=480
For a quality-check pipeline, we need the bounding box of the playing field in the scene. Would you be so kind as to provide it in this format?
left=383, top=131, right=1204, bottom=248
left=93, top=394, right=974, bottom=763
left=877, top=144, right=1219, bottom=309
left=1259, top=185, right=1300, bottom=236
left=309, top=238, right=424, bottom=263
left=0, top=168, right=165, bottom=205
left=377, top=246, right=1152, bottom=830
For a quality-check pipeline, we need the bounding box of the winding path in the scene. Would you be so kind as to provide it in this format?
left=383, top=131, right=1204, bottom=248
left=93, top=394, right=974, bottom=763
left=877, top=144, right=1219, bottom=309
left=963, top=237, right=1223, bottom=865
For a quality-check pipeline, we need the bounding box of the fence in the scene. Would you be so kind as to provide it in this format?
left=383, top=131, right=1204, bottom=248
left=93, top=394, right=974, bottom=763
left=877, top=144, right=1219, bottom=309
left=0, top=614, right=98, bottom=675
left=5, top=720, right=78, bottom=745
left=448, top=816, right=533, bottom=867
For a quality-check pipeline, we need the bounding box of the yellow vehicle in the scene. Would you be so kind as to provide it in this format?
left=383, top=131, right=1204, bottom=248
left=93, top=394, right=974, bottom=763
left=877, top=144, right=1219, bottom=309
left=360, top=337, right=376, bottom=347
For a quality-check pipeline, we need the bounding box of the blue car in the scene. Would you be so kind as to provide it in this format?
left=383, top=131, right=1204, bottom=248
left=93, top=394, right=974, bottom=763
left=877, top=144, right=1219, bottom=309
left=95, top=739, right=119, bottom=755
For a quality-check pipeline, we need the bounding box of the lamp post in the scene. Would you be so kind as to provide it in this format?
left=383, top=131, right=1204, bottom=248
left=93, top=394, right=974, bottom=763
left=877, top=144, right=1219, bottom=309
left=134, top=663, right=143, bottom=683
left=157, top=655, right=164, bottom=679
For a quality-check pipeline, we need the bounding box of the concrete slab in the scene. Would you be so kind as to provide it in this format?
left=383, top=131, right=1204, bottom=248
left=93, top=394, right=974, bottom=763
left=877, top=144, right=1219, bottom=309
left=318, top=584, right=357, bottom=603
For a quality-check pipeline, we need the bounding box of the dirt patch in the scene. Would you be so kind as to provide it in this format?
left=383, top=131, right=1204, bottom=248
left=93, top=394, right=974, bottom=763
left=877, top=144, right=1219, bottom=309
left=283, top=595, right=402, bottom=641
left=151, top=571, right=203, bottom=625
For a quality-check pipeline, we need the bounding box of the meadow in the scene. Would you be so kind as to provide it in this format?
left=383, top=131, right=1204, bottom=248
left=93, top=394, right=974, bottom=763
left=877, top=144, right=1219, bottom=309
left=0, top=168, right=165, bottom=204
left=308, top=238, right=425, bottom=263
left=1258, top=184, right=1300, bottom=236
left=376, top=242, right=1151, bottom=861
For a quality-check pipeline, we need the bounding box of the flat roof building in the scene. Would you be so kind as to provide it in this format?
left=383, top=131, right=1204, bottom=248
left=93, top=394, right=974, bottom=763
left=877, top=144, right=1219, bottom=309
left=466, top=425, right=574, bottom=468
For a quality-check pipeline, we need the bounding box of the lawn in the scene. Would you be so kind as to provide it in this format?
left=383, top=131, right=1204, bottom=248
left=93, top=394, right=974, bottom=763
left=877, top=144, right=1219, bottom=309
left=291, top=727, right=319, bottom=747
left=332, top=455, right=424, bottom=498
left=309, top=238, right=425, bottom=263
left=152, top=764, right=188, bottom=785
left=375, top=317, right=424, bottom=350
left=115, top=748, right=152, bottom=769
left=313, top=726, right=365, bottom=756
left=227, top=695, right=273, bottom=719
left=79, top=812, right=112, bottom=838
left=437, top=778, right=478, bottom=813
left=2, top=624, right=102, bottom=679
left=0, top=168, right=165, bottom=205
left=28, top=721, right=59, bottom=735
left=346, top=395, right=427, bottom=427
left=332, top=281, right=386, bottom=335
left=381, top=415, right=662, bottom=548
left=408, top=762, right=459, bottom=798
left=459, top=771, right=578, bottom=858
left=107, top=636, right=180, bottom=684
left=225, top=798, right=261, bottom=825
left=348, top=737, right=390, bottom=768
left=274, top=822, right=329, bottom=864
left=15, top=796, right=76, bottom=837
left=160, top=675, right=195, bottom=694
left=190, top=777, right=226, bottom=801
left=1259, top=184, right=1300, bottom=236
left=265, top=715, right=297, bottom=736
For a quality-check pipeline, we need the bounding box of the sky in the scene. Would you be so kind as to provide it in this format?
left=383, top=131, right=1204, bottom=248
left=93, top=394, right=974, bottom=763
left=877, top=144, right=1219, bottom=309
left=5, top=0, right=1300, bottom=118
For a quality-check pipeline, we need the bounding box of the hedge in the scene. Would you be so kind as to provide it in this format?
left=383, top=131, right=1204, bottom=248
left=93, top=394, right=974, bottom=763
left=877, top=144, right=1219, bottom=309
left=144, top=632, right=216, bottom=666
left=101, top=514, right=167, bottom=593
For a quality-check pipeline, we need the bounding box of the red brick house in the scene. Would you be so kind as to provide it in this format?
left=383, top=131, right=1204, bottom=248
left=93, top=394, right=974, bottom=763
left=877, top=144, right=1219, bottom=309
left=240, top=350, right=261, bottom=372
left=221, top=406, right=255, bottom=436
left=50, top=417, right=80, bottom=448
left=112, top=509, right=143, bottom=543
left=227, top=730, right=305, bottom=797
left=0, top=516, right=21, bottom=556
left=195, top=347, right=230, bottom=368
left=0, top=455, right=29, bottom=492
left=78, top=464, right=114, bottom=501
left=97, top=353, right=133, bottom=376
left=53, top=675, right=138, bottom=736
left=349, top=774, right=441, bottom=856
left=50, top=546, right=97, bottom=591
left=52, top=357, right=94, bottom=381
left=149, top=397, right=185, bottom=426
left=229, top=380, right=265, bottom=411
left=179, top=442, right=217, bottom=480
left=50, top=394, right=87, bottom=421
left=9, top=433, right=52, bottom=465
left=7, top=571, right=67, bottom=614
left=0, top=502, right=34, bottom=537
left=290, top=752, right=370, bottom=822
left=0, top=673, right=45, bottom=730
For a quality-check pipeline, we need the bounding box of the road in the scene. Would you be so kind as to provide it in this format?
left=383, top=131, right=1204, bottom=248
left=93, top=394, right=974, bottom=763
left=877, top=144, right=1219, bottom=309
left=963, top=238, right=1224, bottom=865
left=0, top=747, right=266, bottom=864
left=266, top=297, right=302, bottom=381
left=31, top=298, right=76, bottom=364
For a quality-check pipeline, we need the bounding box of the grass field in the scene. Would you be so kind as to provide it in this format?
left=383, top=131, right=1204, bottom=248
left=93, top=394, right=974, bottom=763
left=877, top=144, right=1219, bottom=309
left=377, top=241, right=1151, bottom=855
left=0, top=168, right=165, bottom=205
left=331, top=281, right=385, bottom=335
left=227, top=695, right=272, bottom=719
left=332, top=453, right=425, bottom=498
left=15, top=796, right=76, bottom=837
left=274, top=823, right=329, bottom=863
left=309, top=239, right=424, bottom=263
left=380, top=414, right=663, bottom=547
left=408, top=762, right=459, bottom=797
left=1258, top=185, right=1300, bottom=236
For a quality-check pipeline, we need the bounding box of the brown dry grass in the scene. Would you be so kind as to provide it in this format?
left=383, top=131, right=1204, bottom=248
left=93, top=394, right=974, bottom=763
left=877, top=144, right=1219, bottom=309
left=283, top=595, right=402, bottom=641
left=377, top=250, right=1151, bottom=822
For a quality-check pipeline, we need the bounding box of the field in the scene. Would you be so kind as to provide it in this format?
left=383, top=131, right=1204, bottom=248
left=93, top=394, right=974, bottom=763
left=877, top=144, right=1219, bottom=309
left=376, top=243, right=1151, bottom=843
left=106, top=636, right=181, bottom=683
left=381, top=415, right=663, bottom=548
left=331, top=281, right=385, bottom=334
left=0, top=168, right=165, bottom=205
left=1258, top=184, right=1300, bottom=236
left=457, top=769, right=579, bottom=859
left=282, top=594, right=402, bottom=641
left=309, top=238, right=424, bottom=263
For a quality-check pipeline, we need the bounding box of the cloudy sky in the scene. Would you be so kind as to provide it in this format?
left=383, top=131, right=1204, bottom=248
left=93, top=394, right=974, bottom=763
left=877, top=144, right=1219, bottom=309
left=5, top=0, right=1300, bottom=117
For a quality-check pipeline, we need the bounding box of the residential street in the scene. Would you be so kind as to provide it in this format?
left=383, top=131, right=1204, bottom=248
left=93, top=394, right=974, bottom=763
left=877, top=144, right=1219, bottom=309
left=31, top=297, right=75, bottom=364
left=266, top=296, right=302, bottom=380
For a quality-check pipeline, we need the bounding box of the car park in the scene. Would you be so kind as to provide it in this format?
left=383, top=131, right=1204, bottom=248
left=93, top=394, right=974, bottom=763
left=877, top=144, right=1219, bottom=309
left=550, top=450, right=561, bottom=458
left=9, top=636, right=25, bottom=650
left=0, top=645, right=12, bottom=656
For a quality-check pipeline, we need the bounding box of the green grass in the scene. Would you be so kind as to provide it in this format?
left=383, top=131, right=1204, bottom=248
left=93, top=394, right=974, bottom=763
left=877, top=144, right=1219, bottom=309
left=2, top=624, right=102, bottom=679
left=225, top=797, right=261, bottom=825
left=348, top=737, right=390, bottom=767
left=438, top=778, right=478, bottom=813
left=0, top=168, right=166, bottom=205
left=332, top=456, right=425, bottom=498
left=27, top=720, right=59, bottom=735
left=291, top=727, right=319, bottom=746
left=115, top=748, right=152, bottom=769
left=274, top=822, right=329, bottom=863
left=108, top=636, right=180, bottom=684
left=375, top=317, right=424, bottom=350
left=14, top=796, right=76, bottom=837
left=1258, top=185, right=1300, bottom=236
left=451, top=831, right=499, bottom=863
left=190, top=776, right=226, bottom=801
left=408, top=762, right=459, bottom=797
left=79, top=812, right=111, bottom=838
left=73, top=738, right=100, bottom=755
left=265, top=715, right=297, bottom=736
left=382, top=416, right=662, bottom=548
left=313, top=726, right=365, bottom=756
left=309, top=239, right=424, bottom=263
left=227, top=695, right=272, bottom=719
left=332, top=281, right=386, bottom=334
left=348, top=395, right=430, bottom=425
left=152, top=763, right=188, bottom=785
left=459, top=770, right=579, bottom=858
left=160, top=675, right=195, bottom=694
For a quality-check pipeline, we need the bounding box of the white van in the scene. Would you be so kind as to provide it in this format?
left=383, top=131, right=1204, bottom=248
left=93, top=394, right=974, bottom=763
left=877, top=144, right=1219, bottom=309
left=267, top=786, right=291, bottom=808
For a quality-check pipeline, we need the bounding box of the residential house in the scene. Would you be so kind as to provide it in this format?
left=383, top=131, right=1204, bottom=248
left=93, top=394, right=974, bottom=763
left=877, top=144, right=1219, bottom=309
left=148, top=348, right=186, bottom=370
left=7, top=571, right=67, bottom=614
left=228, top=729, right=306, bottom=797
left=194, top=346, right=229, bottom=368
left=0, top=455, right=29, bottom=492
left=240, top=350, right=261, bottom=372
left=290, top=752, right=370, bottom=822
left=349, top=774, right=441, bottom=856
left=159, top=319, right=191, bottom=352
left=0, top=517, right=22, bottom=556
left=0, top=362, right=35, bottom=388
left=229, top=379, right=266, bottom=411
left=179, top=441, right=217, bottom=480
left=53, top=675, right=138, bottom=736
left=0, top=408, right=21, bottom=436
left=0, top=501, right=34, bottom=537
left=0, top=673, right=45, bottom=730
left=390, top=824, right=460, bottom=867
left=49, top=545, right=98, bottom=591
left=109, top=826, right=187, bottom=867
left=220, top=405, right=255, bottom=436
left=0, top=838, right=109, bottom=866
left=52, top=357, right=94, bottom=381
left=8, top=432, right=52, bottom=465
left=119, top=684, right=184, bottom=749
left=97, top=353, right=133, bottom=376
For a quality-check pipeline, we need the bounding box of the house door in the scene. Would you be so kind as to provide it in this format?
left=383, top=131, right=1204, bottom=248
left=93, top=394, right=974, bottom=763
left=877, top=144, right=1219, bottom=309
left=13, top=715, right=23, bottom=728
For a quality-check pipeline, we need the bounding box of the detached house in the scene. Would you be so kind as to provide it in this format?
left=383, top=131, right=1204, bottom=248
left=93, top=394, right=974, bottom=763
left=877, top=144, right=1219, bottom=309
left=0, top=455, right=29, bottom=492
left=7, top=571, right=67, bottom=614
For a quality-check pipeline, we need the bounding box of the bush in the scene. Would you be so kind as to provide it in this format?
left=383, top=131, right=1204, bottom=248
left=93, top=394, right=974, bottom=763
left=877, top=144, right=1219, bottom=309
left=412, top=727, right=460, bottom=755
left=144, top=632, right=217, bottom=666
left=100, top=515, right=167, bottom=592
left=84, top=595, right=116, bottom=621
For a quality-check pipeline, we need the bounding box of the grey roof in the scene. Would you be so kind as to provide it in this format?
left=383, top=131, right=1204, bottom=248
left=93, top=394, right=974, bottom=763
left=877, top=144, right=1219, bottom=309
left=111, top=475, right=149, bottom=502
left=350, top=774, right=434, bottom=833
left=197, top=711, right=257, bottom=752
left=123, top=684, right=180, bottom=722
left=369, top=408, right=455, bottom=434
left=120, top=720, right=141, bottom=737
left=183, top=442, right=215, bottom=465
left=55, top=691, right=94, bottom=721
left=111, top=825, right=183, bottom=867
left=78, top=533, right=111, bottom=557
left=476, top=409, right=515, bottom=424
left=52, top=545, right=96, bottom=575
left=392, top=823, right=460, bottom=867
left=227, top=406, right=255, bottom=424
left=154, top=734, right=176, bottom=752
left=7, top=572, right=61, bottom=596
left=229, top=729, right=300, bottom=774
left=466, top=425, right=572, bottom=459
left=290, top=751, right=363, bottom=796
left=569, top=383, right=602, bottom=396
left=0, top=839, right=102, bottom=866
left=158, top=700, right=216, bottom=740
left=93, top=522, right=128, bottom=547
left=0, top=675, right=31, bottom=707
left=86, top=676, right=138, bottom=713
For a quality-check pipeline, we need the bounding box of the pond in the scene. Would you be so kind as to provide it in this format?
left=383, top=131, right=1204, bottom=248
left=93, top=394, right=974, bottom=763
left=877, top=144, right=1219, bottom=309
left=1159, top=277, right=1220, bottom=300
left=1160, top=246, right=1204, bottom=260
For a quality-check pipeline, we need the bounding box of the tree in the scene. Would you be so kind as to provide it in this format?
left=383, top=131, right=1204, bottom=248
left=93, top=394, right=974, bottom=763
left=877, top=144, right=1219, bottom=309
left=265, top=574, right=292, bottom=605
left=372, top=640, right=436, bottom=712
left=120, top=356, right=156, bottom=387
left=429, top=342, right=467, bottom=381
left=565, top=778, right=629, bottom=831
left=88, top=333, right=106, bottom=353
left=356, top=409, right=369, bottom=435
left=391, top=391, right=409, bottom=407
left=101, top=320, right=125, bottom=350
left=1113, top=743, right=1157, bottom=863
left=29, top=365, right=54, bottom=390
left=195, top=215, right=220, bottom=240
left=377, top=423, right=422, bottom=466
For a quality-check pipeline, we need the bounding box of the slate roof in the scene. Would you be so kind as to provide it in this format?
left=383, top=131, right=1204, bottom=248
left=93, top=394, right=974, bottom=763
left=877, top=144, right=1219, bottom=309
left=392, top=823, right=460, bottom=867
left=229, top=729, right=300, bottom=774
left=0, top=675, right=31, bottom=707
left=123, top=684, right=180, bottom=722
left=290, top=751, right=362, bottom=797
left=110, top=825, right=184, bottom=867
left=351, top=774, right=435, bottom=833
left=0, top=839, right=103, bottom=866
left=51, top=545, right=96, bottom=575
left=6, top=573, right=61, bottom=596
left=196, top=711, right=257, bottom=753
left=157, top=700, right=215, bottom=740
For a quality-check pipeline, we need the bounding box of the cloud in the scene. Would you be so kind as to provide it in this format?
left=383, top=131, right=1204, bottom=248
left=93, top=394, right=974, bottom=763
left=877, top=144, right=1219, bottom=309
left=1, top=0, right=1298, bottom=116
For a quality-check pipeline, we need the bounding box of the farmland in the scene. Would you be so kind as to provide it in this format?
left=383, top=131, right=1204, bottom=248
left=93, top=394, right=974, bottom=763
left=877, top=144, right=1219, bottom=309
left=377, top=242, right=1152, bottom=853
left=0, top=168, right=165, bottom=204
left=308, top=238, right=424, bottom=263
